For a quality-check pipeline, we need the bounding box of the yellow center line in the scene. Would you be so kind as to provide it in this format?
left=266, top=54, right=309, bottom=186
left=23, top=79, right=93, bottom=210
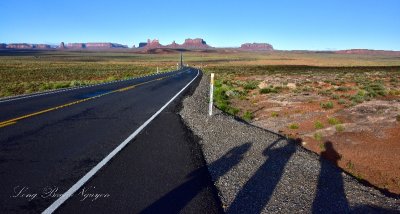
left=0, top=73, right=177, bottom=128
left=0, top=121, right=16, bottom=128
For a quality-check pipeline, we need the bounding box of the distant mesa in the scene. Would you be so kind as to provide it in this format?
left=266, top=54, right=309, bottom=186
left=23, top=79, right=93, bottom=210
left=0, top=39, right=279, bottom=52
left=6, top=43, right=33, bottom=49
left=240, top=42, right=274, bottom=51
left=180, top=38, right=210, bottom=49
left=335, top=49, right=400, bottom=55
left=66, top=43, right=85, bottom=49
left=140, top=39, right=163, bottom=49
left=2, top=43, right=51, bottom=49
left=34, top=44, right=51, bottom=49
left=139, top=38, right=211, bottom=50
left=65, top=42, right=128, bottom=49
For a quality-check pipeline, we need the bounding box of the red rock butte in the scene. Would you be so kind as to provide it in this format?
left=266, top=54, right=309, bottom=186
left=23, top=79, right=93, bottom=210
left=139, top=38, right=211, bottom=50
left=65, top=42, right=128, bottom=49
left=240, top=43, right=274, bottom=51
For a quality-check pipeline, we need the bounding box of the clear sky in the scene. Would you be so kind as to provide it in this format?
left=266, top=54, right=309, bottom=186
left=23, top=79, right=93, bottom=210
left=1, top=0, right=399, bottom=50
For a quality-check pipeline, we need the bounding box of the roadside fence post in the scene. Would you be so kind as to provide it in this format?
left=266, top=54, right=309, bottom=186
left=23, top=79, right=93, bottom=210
left=209, top=73, right=214, bottom=116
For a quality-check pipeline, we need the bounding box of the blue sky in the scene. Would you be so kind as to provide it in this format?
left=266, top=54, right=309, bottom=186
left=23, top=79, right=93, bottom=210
left=1, top=0, right=399, bottom=50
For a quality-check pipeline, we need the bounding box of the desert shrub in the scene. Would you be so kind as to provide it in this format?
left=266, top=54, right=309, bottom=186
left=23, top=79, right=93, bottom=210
left=396, top=115, right=400, bottom=122
left=346, top=161, right=355, bottom=170
left=243, top=81, right=258, bottom=90
left=331, top=94, right=340, bottom=100
left=320, top=101, right=334, bottom=109
left=319, top=142, right=326, bottom=150
left=351, top=94, right=365, bottom=104
left=314, top=121, right=324, bottom=129
left=214, top=80, right=240, bottom=116
left=271, top=112, right=279, bottom=117
left=341, top=94, right=351, bottom=99
left=357, top=90, right=367, bottom=97
left=388, top=90, right=400, bottom=96
left=363, top=83, right=387, bottom=97
left=390, top=77, right=399, bottom=83
left=335, top=124, right=345, bottom=132
left=318, top=90, right=333, bottom=96
left=336, top=86, right=351, bottom=91
left=288, top=123, right=299, bottom=129
left=328, top=117, right=341, bottom=125
left=314, top=132, right=323, bottom=141
left=243, top=111, right=254, bottom=121
left=338, top=99, right=346, bottom=104
left=301, top=86, right=314, bottom=92
left=259, top=87, right=278, bottom=94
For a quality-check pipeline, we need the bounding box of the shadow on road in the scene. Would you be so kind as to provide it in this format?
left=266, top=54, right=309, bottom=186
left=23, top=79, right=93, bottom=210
left=141, top=143, right=252, bottom=213
left=227, top=137, right=297, bottom=214
left=312, top=141, right=350, bottom=213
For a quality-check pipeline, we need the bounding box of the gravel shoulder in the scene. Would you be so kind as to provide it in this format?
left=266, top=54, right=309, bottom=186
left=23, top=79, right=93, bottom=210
left=180, top=73, right=400, bottom=213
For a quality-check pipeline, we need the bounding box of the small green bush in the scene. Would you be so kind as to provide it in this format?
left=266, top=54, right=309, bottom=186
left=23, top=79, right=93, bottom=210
left=346, top=161, right=354, bottom=170
left=259, top=87, right=278, bottom=94
left=314, top=121, right=324, bottom=129
left=338, top=99, right=346, bottom=105
left=243, top=81, right=258, bottom=90
left=331, top=94, right=340, bottom=100
left=271, top=112, right=279, bottom=117
left=319, top=142, right=326, bottom=150
left=314, top=132, right=323, bottom=141
left=335, top=124, right=345, bottom=132
left=243, top=111, right=254, bottom=121
left=228, top=107, right=240, bottom=115
left=351, top=94, right=364, bottom=104
left=318, top=90, right=333, bottom=96
left=336, top=86, right=351, bottom=91
left=328, top=117, right=341, bottom=125
left=363, top=83, right=387, bottom=97
left=320, top=101, right=334, bottom=109
left=288, top=123, right=299, bottom=129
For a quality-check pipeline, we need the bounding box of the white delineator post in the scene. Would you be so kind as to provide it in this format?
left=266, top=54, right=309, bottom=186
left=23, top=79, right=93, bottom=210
left=209, top=73, right=215, bottom=116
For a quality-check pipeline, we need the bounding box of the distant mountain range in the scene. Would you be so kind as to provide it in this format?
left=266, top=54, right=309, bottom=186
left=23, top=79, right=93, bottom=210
left=1, top=39, right=399, bottom=54
left=0, top=38, right=275, bottom=51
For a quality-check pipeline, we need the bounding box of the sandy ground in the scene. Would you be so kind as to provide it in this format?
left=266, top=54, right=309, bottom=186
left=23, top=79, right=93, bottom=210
left=229, top=74, right=400, bottom=194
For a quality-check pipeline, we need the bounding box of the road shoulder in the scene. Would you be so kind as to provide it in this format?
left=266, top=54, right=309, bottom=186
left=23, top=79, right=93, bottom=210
left=180, top=74, right=400, bottom=213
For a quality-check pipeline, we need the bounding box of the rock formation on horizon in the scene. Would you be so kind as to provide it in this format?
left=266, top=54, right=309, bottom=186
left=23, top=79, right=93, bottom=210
left=143, top=39, right=163, bottom=49
left=66, top=43, right=85, bottom=49
left=240, top=42, right=274, bottom=51
left=335, top=49, right=400, bottom=55
left=33, top=44, right=51, bottom=49
left=140, top=38, right=211, bottom=49
left=64, top=42, right=128, bottom=49
left=6, top=43, right=34, bottom=49
left=2, top=43, right=52, bottom=49
left=180, top=38, right=210, bottom=49
left=59, top=42, right=65, bottom=49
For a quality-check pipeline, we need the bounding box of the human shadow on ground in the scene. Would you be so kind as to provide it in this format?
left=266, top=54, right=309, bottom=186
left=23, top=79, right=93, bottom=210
left=312, top=141, right=350, bottom=213
left=141, top=143, right=252, bottom=214
left=227, top=137, right=297, bottom=214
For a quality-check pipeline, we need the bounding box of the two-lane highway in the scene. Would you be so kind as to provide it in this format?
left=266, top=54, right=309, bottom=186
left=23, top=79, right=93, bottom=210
left=0, top=68, right=222, bottom=213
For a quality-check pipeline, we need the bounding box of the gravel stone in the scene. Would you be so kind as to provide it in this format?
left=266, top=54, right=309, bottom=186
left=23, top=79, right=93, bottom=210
left=180, top=74, right=400, bottom=213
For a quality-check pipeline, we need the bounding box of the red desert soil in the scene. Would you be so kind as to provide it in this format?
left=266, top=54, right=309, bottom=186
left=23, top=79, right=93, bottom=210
left=231, top=74, right=400, bottom=194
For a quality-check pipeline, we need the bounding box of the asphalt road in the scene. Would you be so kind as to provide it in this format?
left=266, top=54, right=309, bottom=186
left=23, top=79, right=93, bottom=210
left=0, top=68, right=222, bottom=213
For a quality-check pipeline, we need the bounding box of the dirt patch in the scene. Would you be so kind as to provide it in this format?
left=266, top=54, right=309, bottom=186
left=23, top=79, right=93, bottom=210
left=219, top=70, right=400, bottom=194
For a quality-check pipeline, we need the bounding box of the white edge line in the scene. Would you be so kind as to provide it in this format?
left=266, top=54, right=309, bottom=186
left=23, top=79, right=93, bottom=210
left=42, top=69, right=199, bottom=214
left=0, top=70, right=176, bottom=104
